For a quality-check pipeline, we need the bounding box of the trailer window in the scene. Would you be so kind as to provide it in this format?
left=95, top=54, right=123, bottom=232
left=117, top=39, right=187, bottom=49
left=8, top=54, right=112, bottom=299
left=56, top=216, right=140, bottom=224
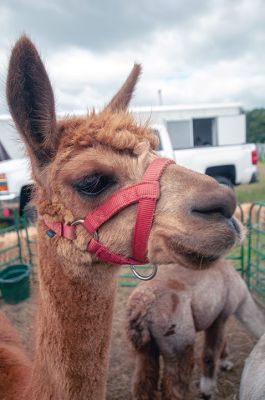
left=193, top=118, right=215, bottom=146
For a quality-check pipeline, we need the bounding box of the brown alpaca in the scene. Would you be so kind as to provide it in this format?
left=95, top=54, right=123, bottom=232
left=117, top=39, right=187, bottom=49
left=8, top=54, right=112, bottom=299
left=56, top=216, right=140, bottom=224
left=126, top=259, right=265, bottom=400
left=240, top=331, right=265, bottom=400
left=0, top=36, right=243, bottom=400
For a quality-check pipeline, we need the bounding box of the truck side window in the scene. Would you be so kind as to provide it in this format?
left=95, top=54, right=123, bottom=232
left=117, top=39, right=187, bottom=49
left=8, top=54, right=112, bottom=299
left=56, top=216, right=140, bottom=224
left=152, top=129, right=162, bottom=151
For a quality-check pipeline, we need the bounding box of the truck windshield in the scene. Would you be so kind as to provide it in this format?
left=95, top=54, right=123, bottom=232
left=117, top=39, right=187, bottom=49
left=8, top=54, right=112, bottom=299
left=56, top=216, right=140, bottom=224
left=0, top=141, right=10, bottom=161
left=0, top=130, right=26, bottom=159
left=152, top=129, right=162, bottom=151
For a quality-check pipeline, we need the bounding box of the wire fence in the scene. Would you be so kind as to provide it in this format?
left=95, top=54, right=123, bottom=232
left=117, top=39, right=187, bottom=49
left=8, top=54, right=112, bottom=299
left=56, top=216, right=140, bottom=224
left=257, top=143, right=265, bottom=162
left=1, top=203, right=265, bottom=302
left=246, top=202, right=265, bottom=304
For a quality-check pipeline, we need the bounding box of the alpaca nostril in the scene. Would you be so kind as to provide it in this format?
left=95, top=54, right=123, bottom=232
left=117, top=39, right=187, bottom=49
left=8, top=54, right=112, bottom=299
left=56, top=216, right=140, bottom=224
left=192, top=205, right=231, bottom=219
left=189, top=178, right=236, bottom=222
left=191, top=184, right=236, bottom=221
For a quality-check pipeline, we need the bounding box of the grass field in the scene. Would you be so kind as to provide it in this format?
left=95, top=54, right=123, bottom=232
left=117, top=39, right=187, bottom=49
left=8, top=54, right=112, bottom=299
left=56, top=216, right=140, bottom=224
left=235, top=162, right=265, bottom=203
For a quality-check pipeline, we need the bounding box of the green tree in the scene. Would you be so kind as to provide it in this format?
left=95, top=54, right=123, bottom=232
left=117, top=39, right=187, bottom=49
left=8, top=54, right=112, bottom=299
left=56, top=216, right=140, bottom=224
left=246, top=108, right=265, bottom=143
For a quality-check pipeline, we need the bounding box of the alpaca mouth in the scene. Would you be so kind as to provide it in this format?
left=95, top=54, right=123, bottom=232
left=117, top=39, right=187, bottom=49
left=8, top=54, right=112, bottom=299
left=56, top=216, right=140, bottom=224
left=185, top=251, right=219, bottom=265
left=168, top=216, right=242, bottom=267
left=225, top=216, right=244, bottom=245
left=229, top=217, right=241, bottom=236
left=169, top=239, right=223, bottom=267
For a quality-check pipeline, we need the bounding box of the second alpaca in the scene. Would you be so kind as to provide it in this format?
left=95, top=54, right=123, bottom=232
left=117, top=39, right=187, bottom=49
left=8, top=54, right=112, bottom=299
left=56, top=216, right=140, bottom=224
left=126, top=259, right=265, bottom=400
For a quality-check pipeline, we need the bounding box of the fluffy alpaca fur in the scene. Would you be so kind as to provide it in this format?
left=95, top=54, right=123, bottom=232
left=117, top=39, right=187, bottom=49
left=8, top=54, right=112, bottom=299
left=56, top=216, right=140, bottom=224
left=0, top=313, right=31, bottom=400
left=0, top=36, right=243, bottom=400
left=126, top=259, right=265, bottom=400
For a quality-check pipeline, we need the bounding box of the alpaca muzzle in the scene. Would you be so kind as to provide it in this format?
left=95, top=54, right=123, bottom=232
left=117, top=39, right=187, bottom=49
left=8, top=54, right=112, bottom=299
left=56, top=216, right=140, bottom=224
left=44, top=158, right=175, bottom=270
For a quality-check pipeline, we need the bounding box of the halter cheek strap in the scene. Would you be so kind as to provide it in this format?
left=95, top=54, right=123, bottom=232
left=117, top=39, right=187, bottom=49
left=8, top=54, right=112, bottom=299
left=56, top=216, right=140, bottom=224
left=44, top=157, right=175, bottom=265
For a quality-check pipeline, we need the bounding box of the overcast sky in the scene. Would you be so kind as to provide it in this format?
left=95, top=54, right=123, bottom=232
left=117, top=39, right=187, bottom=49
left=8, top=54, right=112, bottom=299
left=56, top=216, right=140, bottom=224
left=0, top=0, right=264, bottom=114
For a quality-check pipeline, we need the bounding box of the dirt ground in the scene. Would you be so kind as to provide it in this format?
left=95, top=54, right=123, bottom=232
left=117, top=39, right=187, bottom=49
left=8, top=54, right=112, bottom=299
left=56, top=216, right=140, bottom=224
left=0, top=280, right=259, bottom=400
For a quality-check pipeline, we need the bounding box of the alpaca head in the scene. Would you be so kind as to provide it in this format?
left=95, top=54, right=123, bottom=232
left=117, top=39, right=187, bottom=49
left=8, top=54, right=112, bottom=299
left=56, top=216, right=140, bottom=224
left=6, top=36, right=243, bottom=272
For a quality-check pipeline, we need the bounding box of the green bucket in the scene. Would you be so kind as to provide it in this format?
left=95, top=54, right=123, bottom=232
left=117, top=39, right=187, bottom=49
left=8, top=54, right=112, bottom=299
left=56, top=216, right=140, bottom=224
left=0, top=264, right=31, bottom=304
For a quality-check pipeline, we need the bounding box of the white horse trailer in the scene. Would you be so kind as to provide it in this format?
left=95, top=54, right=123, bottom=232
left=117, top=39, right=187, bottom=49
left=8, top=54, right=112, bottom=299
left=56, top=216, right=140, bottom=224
left=132, top=103, right=257, bottom=185
left=132, top=103, right=246, bottom=147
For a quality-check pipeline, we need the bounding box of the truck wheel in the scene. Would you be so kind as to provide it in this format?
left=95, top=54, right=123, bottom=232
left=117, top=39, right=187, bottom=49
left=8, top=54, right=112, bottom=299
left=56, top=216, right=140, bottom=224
left=214, top=176, right=234, bottom=189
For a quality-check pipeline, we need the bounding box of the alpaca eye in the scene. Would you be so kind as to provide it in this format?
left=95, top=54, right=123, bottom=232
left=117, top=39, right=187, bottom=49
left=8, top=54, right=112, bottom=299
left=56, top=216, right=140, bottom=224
left=73, top=174, right=115, bottom=197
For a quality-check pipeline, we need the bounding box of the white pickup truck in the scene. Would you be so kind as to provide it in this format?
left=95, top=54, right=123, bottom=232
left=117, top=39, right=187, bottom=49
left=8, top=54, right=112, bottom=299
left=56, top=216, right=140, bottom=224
left=0, top=103, right=258, bottom=201
left=153, top=123, right=257, bottom=186
left=0, top=157, right=31, bottom=201
left=0, top=116, right=31, bottom=201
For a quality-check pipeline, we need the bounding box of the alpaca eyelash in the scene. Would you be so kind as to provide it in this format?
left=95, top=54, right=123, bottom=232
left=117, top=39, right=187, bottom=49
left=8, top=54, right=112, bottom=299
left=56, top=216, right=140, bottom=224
left=73, top=174, right=115, bottom=197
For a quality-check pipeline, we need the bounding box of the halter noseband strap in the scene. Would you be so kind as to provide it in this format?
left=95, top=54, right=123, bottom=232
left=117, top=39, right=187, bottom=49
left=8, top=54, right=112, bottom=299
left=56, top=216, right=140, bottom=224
left=44, top=157, right=174, bottom=266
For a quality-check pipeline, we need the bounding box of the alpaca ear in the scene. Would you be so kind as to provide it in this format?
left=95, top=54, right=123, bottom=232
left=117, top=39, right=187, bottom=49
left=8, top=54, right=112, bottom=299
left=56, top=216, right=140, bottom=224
left=107, top=63, right=142, bottom=112
left=6, top=36, right=57, bottom=168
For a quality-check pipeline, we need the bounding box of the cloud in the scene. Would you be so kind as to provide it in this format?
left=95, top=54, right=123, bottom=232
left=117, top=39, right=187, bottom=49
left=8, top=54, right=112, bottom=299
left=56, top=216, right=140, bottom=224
left=0, top=0, right=212, bottom=51
left=0, top=0, right=265, bottom=114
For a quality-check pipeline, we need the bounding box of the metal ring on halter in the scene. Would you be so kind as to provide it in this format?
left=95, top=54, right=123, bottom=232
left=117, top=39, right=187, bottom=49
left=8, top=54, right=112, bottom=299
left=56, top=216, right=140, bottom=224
left=71, top=219, right=85, bottom=226
left=130, top=264, right=158, bottom=281
left=71, top=219, right=99, bottom=240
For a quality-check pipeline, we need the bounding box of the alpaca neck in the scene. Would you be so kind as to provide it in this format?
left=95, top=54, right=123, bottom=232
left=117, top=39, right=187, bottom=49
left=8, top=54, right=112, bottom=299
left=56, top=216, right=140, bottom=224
left=27, top=229, right=118, bottom=400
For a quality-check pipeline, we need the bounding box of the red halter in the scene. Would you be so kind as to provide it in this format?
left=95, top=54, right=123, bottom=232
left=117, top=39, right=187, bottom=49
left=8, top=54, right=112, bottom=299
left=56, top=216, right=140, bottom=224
left=44, top=157, right=174, bottom=265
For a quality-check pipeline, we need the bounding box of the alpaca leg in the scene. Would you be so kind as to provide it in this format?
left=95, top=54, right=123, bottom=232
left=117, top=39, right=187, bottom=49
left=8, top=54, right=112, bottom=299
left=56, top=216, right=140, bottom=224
left=200, top=317, right=227, bottom=400
left=161, top=345, right=194, bottom=400
left=131, top=345, right=160, bottom=400
left=219, top=339, right=234, bottom=371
